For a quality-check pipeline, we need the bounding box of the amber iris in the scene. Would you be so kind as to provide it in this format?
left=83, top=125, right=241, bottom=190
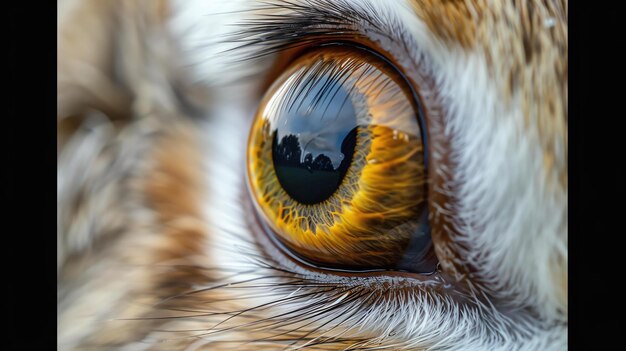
left=247, top=45, right=437, bottom=273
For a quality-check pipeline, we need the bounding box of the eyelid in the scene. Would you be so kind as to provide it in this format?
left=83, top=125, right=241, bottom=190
left=244, top=186, right=471, bottom=307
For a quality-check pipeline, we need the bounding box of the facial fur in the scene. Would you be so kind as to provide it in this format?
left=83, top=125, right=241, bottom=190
left=57, top=0, right=567, bottom=350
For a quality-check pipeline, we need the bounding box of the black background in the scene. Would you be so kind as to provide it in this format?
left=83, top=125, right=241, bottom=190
left=5, top=1, right=56, bottom=348
left=569, top=1, right=625, bottom=349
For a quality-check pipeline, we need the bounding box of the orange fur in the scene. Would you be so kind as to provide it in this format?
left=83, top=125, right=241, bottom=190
left=410, top=0, right=477, bottom=48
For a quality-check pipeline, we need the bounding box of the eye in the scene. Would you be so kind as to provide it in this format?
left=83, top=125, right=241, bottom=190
left=247, top=44, right=437, bottom=274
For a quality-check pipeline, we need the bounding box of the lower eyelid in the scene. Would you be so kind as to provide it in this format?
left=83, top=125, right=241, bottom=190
left=242, top=184, right=460, bottom=294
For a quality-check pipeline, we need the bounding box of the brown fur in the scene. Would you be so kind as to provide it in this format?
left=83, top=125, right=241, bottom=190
left=58, top=1, right=214, bottom=348
left=410, top=0, right=477, bottom=48
left=58, top=119, right=210, bottom=349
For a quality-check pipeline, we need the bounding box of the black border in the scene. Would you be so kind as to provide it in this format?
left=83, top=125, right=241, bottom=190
left=570, top=1, right=625, bottom=349
left=5, top=1, right=57, bottom=349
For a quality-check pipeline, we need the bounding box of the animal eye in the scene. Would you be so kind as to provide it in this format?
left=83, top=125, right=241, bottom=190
left=247, top=44, right=437, bottom=274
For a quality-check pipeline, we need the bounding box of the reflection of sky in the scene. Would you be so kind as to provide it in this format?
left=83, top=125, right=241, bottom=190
left=268, top=71, right=357, bottom=169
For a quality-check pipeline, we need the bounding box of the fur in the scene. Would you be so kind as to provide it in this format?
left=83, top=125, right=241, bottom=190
left=58, top=0, right=567, bottom=350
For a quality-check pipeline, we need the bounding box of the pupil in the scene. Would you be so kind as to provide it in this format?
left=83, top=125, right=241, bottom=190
left=271, top=72, right=358, bottom=205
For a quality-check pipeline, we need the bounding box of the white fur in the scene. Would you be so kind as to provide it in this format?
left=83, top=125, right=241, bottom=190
left=388, top=0, right=567, bottom=321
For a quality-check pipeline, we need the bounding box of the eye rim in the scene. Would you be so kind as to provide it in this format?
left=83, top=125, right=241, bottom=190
left=246, top=41, right=441, bottom=276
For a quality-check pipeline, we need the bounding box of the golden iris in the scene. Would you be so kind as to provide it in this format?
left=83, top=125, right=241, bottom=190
left=247, top=45, right=437, bottom=273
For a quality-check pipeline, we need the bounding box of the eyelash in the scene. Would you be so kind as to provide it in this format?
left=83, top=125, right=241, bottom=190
left=224, top=0, right=414, bottom=64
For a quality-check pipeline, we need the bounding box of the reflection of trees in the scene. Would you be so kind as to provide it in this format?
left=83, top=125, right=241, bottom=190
left=274, top=134, right=335, bottom=172
left=302, top=153, right=313, bottom=171
left=338, top=127, right=357, bottom=174
left=274, top=134, right=302, bottom=167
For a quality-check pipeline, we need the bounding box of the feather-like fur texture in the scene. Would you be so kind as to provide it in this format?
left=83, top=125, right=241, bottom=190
left=58, top=0, right=567, bottom=350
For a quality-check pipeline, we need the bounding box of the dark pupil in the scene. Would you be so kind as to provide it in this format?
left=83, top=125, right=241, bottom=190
left=271, top=72, right=358, bottom=205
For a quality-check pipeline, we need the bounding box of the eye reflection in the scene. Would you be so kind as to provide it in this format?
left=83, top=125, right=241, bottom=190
left=271, top=71, right=357, bottom=204
left=248, top=45, right=438, bottom=273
